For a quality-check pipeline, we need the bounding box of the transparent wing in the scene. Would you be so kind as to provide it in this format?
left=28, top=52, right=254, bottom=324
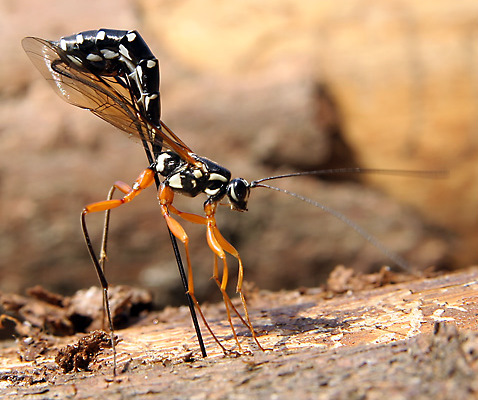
left=22, top=36, right=197, bottom=164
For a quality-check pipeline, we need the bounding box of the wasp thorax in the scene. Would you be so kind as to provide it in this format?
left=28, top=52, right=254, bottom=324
left=167, top=167, right=204, bottom=195
left=227, top=178, right=250, bottom=211
left=156, top=151, right=183, bottom=177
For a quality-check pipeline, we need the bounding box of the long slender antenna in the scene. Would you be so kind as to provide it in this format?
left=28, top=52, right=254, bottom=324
left=251, top=183, right=411, bottom=271
left=252, top=168, right=447, bottom=185
left=250, top=167, right=447, bottom=271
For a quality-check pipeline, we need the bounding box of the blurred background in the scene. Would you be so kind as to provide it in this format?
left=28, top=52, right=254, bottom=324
left=0, top=0, right=476, bottom=307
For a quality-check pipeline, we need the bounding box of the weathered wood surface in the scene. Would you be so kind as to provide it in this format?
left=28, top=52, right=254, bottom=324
left=0, top=267, right=477, bottom=399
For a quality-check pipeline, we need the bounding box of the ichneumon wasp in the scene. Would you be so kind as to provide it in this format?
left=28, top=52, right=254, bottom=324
left=22, top=29, right=443, bottom=375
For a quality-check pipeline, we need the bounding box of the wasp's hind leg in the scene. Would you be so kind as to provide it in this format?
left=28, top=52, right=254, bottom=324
left=98, top=184, right=118, bottom=274
left=96, top=184, right=123, bottom=331
left=81, top=167, right=155, bottom=375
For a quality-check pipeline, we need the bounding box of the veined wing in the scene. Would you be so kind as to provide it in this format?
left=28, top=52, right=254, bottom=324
left=22, top=36, right=198, bottom=165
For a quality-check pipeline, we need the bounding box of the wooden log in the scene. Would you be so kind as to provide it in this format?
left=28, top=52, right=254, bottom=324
left=0, top=267, right=477, bottom=398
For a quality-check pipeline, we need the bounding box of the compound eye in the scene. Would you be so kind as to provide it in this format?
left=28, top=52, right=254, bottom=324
left=227, top=178, right=250, bottom=211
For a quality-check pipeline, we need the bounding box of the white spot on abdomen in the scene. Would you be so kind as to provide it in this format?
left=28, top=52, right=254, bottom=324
left=101, top=49, right=119, bottom=59
left=119, top=44, right=131, bottom=60
left=96, top=30, right=106, bottom=41
left=86, top=53, right=103, bottom=62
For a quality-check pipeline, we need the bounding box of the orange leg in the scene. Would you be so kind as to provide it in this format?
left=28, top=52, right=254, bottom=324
left=81, top=167, right=156, bottom=376
left=203, top=202, right=263, bottom=351
left=83, top=168, right=155, bottom=215
left=82, top=167, right=156, bottom=292
left=159, top=184, right=262, bottom=351
left=158, top=184, right=228, bottom=352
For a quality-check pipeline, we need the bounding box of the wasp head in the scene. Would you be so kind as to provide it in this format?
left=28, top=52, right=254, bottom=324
left=227, top=178, right=250, bottom=212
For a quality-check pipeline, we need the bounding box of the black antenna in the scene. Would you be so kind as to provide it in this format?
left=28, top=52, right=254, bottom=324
left=250, top=168, right=447, bottom=271
left=252, top=168, right=447, bottom=184
left=252, top=182, right=411, bottom=271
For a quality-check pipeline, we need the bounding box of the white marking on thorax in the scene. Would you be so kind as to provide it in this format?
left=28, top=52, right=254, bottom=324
left=156, top=153, right=170, bottom=173
left=193, top=169, right=203, bottom=179
left=209, top=173, right=228, bottom=182
left=168, top=174, right=183, bottom=189
left=205, top=187, right=220, bottom=196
